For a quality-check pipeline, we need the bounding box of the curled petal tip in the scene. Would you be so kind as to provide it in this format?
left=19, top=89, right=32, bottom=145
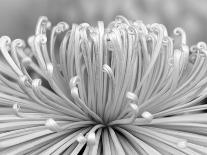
left=0, top=36, right=11, bottom=49
left=36, top=34, right=47, bottom=44
left=55, top=22, right=69, bottom=33
left=12, top=39, right=26, bottom=49
left=197, top=41, right=207, bottom=50
left=32, top=79, right=42, bottom=88
left=173, top=27, right=186, bottom=44
left=129, top=103, right=139, bottom=114
left=126, top=92, right=138, bottom=103
left=69, top=76, right=80, bottom=89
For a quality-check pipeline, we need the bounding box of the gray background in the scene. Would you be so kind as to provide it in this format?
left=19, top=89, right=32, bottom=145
left=0, top=0, right=206, bottom=45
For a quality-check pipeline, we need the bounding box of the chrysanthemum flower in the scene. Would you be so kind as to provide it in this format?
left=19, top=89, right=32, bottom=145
left=0, top=16, right=207, bottom=154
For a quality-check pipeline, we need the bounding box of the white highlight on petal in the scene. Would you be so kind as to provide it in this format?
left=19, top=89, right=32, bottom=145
left=129, top=103, right=139, bottom=114
left=13, top=103, right=21, bottom=117
left=71, top=87, right=79, bottom=98
left=87, top=132, right=96, bottom=146
left=102, top=64, right=114, bottom=81
left=46, top=63, right=54, bottom=75
left=126, top=92, right=138, bottom=103
left=18, top=75, right=31, bottom=87
left=177, top=140, right=187, bottom=149
left=129, top=103, right=139, bottom=123
left=32, top=78, right=42, bottom=88
left=142, top=111, right=153, bottom=122
left=46, top=21, right=52, bottom=29
left=28, top=35, right=35, bottom=48
left=45, top=118, right=61, bottom=132
left=77, top=133, right=86, bottom=143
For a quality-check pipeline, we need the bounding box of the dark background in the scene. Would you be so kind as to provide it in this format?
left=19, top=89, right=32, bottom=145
left=0, top=0, right=207, bottom=45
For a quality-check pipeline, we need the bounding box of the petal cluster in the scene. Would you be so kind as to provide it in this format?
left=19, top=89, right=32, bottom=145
left=0, top=16, right=207, bottom=154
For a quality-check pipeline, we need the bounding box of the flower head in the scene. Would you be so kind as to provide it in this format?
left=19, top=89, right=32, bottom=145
left=0, top=16, right=207, bottom=154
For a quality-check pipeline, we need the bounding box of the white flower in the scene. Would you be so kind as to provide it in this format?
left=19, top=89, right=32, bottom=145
left=0, top=16, right=207, bottom=154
